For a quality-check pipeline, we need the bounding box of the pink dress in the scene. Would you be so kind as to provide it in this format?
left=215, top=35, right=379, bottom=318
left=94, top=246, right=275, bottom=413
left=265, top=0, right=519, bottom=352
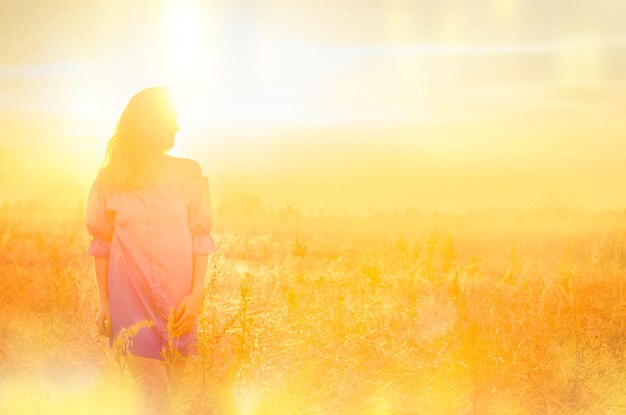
left=85, top=173, right=218, bottom=360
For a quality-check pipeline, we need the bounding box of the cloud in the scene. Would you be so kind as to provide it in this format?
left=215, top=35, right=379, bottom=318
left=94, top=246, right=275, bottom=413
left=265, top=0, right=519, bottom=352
left=0, top=61, right=96, bottom=80
left=459, top=79, right=626, bottom=115
left=335, top=35, right=626, bottom=57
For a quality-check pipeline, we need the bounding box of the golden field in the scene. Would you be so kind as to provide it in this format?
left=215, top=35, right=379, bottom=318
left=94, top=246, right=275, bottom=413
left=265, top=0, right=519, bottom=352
left=0, top=196, right=625, bottom=414
left=3, top=1, right=626, bottom=414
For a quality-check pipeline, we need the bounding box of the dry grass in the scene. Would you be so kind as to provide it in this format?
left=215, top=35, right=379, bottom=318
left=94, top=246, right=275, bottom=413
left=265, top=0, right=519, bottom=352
left=0, top=198, right=625, bottom=414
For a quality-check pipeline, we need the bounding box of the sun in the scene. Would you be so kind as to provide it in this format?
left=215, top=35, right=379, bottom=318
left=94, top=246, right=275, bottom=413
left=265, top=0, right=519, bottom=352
left=161, top=0, right=216, bottom=155
left=162, top=0, right=207, bottom=84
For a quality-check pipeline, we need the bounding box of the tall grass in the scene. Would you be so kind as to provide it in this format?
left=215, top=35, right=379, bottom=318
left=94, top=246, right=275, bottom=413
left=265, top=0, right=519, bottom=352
left=0, top=199, right=625, bottom=414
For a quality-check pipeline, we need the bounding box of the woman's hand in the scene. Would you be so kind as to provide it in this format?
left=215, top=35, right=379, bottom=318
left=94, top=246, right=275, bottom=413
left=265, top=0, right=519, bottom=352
left=172, top=292, right=203, bottom=337
left=95, top=304, right=112, bottom=338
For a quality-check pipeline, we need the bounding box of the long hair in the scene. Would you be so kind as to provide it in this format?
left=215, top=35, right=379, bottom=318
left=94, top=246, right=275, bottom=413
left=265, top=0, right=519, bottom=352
left=98, top=87, right=178, bottom=191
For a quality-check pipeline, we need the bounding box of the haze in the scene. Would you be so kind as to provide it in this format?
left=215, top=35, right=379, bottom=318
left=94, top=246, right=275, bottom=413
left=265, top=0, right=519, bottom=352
left=1, top=0, right=626, bottom=213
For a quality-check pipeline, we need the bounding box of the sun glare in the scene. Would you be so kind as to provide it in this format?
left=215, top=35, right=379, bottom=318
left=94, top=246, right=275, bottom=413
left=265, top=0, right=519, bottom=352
left=557, top=31, right=603, bottom=80
left=162, top=0, right=212, bottom=135
left=163, top=0, right=207, bottom=83
left=492, top=0, right=518, bottom=23
left=72, top=86, right=100, bottom=126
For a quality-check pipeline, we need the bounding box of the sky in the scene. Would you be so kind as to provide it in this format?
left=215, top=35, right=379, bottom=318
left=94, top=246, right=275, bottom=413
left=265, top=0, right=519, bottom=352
left=1, top=0, right=626, bottom=212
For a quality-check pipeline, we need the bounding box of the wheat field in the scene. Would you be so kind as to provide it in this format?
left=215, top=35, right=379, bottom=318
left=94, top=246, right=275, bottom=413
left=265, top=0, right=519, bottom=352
left=0, top=197, right=625, bottom=414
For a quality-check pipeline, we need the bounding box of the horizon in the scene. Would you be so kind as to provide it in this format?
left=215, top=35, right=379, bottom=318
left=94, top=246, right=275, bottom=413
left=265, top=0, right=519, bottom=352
left=2, top=1, right=626, bottom=212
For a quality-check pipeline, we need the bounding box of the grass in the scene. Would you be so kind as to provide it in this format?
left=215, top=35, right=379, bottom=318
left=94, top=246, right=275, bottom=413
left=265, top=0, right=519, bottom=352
left=0, top=198, right=625, bottom=414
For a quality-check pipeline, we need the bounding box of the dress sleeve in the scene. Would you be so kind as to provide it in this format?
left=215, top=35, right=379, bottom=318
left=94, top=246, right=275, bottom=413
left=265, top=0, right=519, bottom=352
left=188, top=175, right=218, bottom=255
left=85, top=180, right=114, bottom=258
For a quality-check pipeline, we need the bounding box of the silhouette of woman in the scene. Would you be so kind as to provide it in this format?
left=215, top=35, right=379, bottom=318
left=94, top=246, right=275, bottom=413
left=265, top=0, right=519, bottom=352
left=85, top=86, right=218, bottom=414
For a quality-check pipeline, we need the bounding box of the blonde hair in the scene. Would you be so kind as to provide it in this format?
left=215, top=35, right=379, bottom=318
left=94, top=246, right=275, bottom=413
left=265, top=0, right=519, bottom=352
left=98, top=86, right=178, bottom=191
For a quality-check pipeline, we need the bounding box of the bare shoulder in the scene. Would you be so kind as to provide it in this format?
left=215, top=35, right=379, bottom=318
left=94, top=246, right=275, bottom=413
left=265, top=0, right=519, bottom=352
left=165, top=155, right=202, bottom=178
left=95, top=167, right=110, bottom=185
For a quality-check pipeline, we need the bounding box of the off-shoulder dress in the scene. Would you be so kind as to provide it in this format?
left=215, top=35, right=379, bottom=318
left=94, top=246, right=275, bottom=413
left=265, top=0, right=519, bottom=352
left=85, top=172, right=218, bottom=360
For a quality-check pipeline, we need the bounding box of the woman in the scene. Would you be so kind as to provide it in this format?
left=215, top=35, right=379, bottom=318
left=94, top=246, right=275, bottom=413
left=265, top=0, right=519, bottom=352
left=85, top=86, right=218, bottom=414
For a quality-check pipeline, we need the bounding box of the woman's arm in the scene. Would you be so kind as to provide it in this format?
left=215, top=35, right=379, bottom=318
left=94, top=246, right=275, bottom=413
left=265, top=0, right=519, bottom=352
left=191, top=254, right=209, bottom=297
left=94, top=257, right=112, bottom=337
left=172, top=254, right=208, bottom=336
left=94, top=257, right=110, bottom=306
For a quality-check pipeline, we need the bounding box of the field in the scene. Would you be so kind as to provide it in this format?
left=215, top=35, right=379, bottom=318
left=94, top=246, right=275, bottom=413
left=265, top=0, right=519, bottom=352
left=1, top=197, right=625, bottom=414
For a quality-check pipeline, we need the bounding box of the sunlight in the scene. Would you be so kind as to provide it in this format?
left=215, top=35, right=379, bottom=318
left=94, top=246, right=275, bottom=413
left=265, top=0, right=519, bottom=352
left=234, top=385, right=261, bottom=415
left=162, top=0, right=207, bottom=84
left=161, top=0, right=212, bottom=137
left=368, top=390, right=395, bottom=415
left=441, top=4, right=462, bottom=44
left=3, top=2, right=626, bottom=414
left=557, top=32, right=604, bottom=80
left=0, top=375, right=136, bottom=415
left=159, top=0, right=351, bottom=135
left=72, top=86, right=100, bottom=126
left=387, top=0, right=414, bottom=44
left=492, top=0, right=518, bottom=23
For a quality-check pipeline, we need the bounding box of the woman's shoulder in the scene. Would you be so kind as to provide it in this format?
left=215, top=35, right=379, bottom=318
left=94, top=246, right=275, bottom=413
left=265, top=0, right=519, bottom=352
left=165, top=155, right=203, bottom=179
left=94, top=167, right=111, bottom=187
